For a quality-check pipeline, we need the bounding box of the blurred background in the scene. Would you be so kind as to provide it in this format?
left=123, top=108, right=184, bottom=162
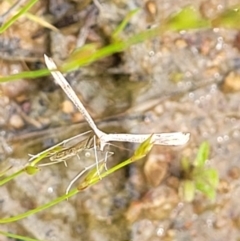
left=0, top=0, right=240, bottom=240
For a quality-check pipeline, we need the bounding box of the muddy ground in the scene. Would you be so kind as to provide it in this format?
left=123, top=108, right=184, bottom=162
left=0, top=0, right=240, bottom=240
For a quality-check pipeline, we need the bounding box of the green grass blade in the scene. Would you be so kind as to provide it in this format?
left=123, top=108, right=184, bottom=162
left=0, top=137, right=153, bottom=223
left=180, top=156, right=190, bottom=173
left=0, top=164, right=12, bottom=177
left=0, top=165, right=39, bottom=186
left=133, top=134, right=153, bottom=158
left=0, top=188, right=78, bottom=224
left=212, top=5, right=240, bottom=29
left=62, top=27, right=159, bottom=72
left=0, top=0, right=39, bottom=33
left=0, top=230, right=46, bottom=241
left=195, top=172, right=218, bottom=200
left=205, top=168, right=219, bottom=188
left=194, top=141, right=210, bottom=167
left=180, top=180, right=195, bottom=202
left=198, top=168, right=219, bottom=189
left=0, top=27, right=159, bottom=83
left=165, top=6, right=210, bottom=31
left=0, top=68, right=49, bottom=83
left=195, top=181, right=216, bottom=200
left=112, top=8, right=140, bottom=40
left=0, top=168, right=25, bottom=186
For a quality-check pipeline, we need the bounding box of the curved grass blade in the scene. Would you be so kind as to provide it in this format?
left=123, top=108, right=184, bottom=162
left=0, top=165, right=39, bottom=186
left=0, top=168, right=24, bottom=186
left=0, top=68, right=50, bottom=83
left=194, top=141, right=210, bottom=167
left=0, top=137, right=153, bottom=223
left=112, top=8, right=140, bottom=40
left=180, top=180, right=196, bottom=202
left=0, top=230, right=46, bottom=241
left=165, top=6, right=210, bottom=31
left=0, top=0, right=39, bottom=33
left=0, top=188, right=78, bottom=224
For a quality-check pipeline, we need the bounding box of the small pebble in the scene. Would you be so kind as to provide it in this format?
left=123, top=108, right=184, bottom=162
left=175, top=38, right=188, bottom=49
left=154, top=105, right=163, bottom=115
left=166, top=229, right=176, bottom=238
left=62, top=100, right=74, bottom=114
left=228, top=166, right=240, bottom=179
left=145, top=0, right=157, bottom=16
left=204, top=66, right=220, bottom=78
left=215, top=217, right=228, bottom=229
left=9, top=114, right=25, bottom=129
left=218, top=179, right=230, bottom=194
left=144, top=147, right=170, bottom=187
left=71, top=112, right=84, bottom=123
left=15, top=94, right=28, bottom=103
left=21, top=101, right=31, bottom=114
left=222, top=71, right=240, bottom=92
left=200, top=38, right=212, bottom=56
left=1, top=80, right=34, bottom=99
left=38, top=117, right=50, bottom=127
left=166, top=176, right=180, bottom=190
left=144, top=159, right=168, bottom=187
left=145, top=0, right=158, bottom=22
left=233, top=216, right=240, bottom=229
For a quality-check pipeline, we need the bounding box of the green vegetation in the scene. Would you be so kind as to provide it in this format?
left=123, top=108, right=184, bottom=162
left=0, top=230, right=45, bottom=241
left=0, top=4, right=239, bottom=83
left=179, top=142, right=219, bottom=202
left=0, top=0, right=39, bottom=33
left=0, top=136, right=154, bottom=224
left=1, top=1, right=240, bottom=240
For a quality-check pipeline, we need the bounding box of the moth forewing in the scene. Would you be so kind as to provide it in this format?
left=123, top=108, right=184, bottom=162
left=101, top=132, right=190, bottom=146
left=152, top=132, right=190, bottom=145
left=44, top=55, right=105, bottom=140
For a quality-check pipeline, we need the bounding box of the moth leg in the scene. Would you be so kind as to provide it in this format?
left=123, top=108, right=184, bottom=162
left=93, top=135, right=101, bottom=179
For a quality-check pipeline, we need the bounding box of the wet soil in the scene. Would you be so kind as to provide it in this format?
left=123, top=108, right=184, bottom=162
left=1, top=0, right=240, bottom=241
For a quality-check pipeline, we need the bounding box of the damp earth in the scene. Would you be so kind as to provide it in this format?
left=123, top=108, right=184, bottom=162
left=1, top=0, right=240, bottom=241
